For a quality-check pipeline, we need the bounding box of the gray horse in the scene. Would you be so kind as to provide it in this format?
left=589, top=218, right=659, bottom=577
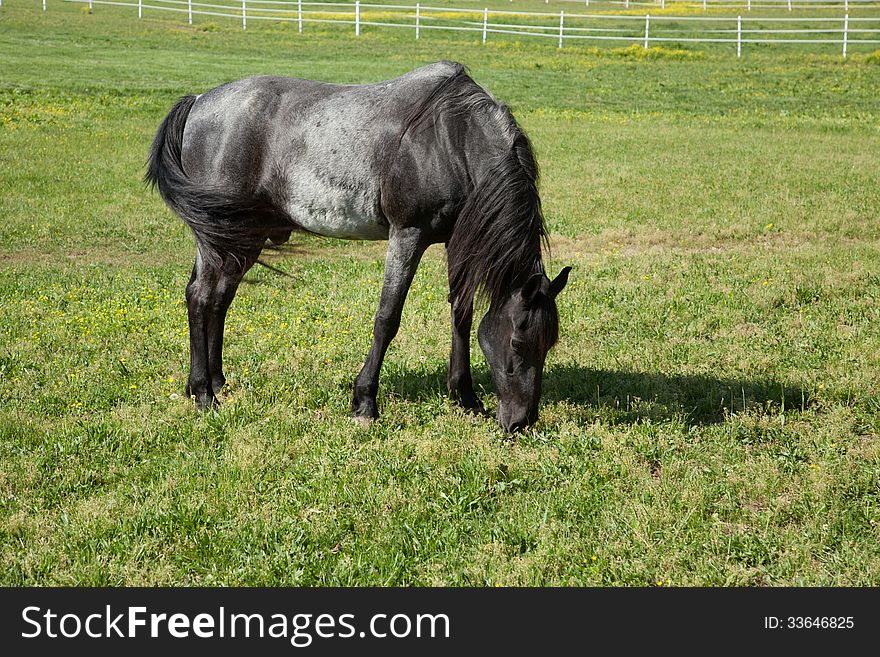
left=146, top=61, right=570, bottom=433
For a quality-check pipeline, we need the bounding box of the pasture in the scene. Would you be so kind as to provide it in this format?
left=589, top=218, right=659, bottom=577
left=1, top=1, right=879, bottom=585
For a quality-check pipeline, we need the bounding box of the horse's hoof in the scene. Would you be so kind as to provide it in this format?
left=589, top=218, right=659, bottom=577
left=463, top=402, right=486, bottom=416
left=196, top=399, right=218, bottom=412
left=189, top=388, right=218, bottom=411
left=350, top=394, right=378, bottom=421
left=455, top=394, right=486, bottom=417
left=211, top=376, right=226, bottom=397
left=352, top=415, right=374, bottom=428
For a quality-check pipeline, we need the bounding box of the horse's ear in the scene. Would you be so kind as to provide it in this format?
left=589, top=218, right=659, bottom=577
left=549, top=266, right=572, bottom=299
left=520, top=272, right=548, bottom=307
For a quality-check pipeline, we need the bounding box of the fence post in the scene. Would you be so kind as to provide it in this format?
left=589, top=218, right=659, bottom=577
left=747, top=0, right=751, bottom=11
left=558, top=11, right=564, bottom=48
left=43, top=0, right=46, bottom=13
left=703, top=0, right=706, bottom=12
left=355, top=0, right=360, bottom=36
left=787, top=0, right=791, bottom=10
left=188, top=0, right=192, bottom=24
left=138, top=0, right=142, bottom=19
left=242, top=0, right=246, bottom=30
left=482, top=7, right=487, bottom=45
left=625, top=0, right=629, bottom=9
left=90, top=0, right=93, bottom=12
left=415, top=3, right=420, bottom=39
left=737, top=15, right=741, bottom=58
left=298, top=0, right=302, bottom=33
left=845, top=0, right=848, bottom=10
left=843, top=13, right=849, bottom=58
left=644, top=14, right=650, bottom=49
left=661, top=0, right=665, bottom=9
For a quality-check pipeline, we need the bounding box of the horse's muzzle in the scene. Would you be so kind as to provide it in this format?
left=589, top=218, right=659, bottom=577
left=498, top=405, right=538, bottom=434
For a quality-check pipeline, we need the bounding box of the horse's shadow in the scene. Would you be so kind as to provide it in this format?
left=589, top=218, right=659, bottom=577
left=385, top=362, right=810, bottom=426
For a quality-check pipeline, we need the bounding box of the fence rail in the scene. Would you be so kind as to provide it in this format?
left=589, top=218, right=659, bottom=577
left=53, top=0, right=880, bottom=8
left=32, top=0, right=880, bottom=56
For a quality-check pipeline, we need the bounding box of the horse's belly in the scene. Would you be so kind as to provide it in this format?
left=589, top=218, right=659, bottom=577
left=284, top=172, right=389, bottom=241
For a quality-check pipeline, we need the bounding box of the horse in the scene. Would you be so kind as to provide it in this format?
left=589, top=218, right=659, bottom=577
left=145, top=61, right=570, bottom=433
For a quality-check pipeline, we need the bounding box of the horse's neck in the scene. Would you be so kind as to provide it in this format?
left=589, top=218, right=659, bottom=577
left=453, top=106, right=517, bottom=187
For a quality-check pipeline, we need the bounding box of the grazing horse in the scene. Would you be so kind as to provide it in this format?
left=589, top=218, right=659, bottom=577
left=146, top=61, right=570, bottom=433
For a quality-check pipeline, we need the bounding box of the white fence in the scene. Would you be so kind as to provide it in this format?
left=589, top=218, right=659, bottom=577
left=37, top=0, right=880, bottom=56
left=34, top=0, right=880, bottom=9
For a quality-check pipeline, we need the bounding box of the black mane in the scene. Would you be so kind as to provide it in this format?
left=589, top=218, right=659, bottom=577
left=402, top=64, right=555, bottom=345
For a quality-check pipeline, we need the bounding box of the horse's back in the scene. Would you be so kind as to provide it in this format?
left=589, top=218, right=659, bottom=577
left=180, top=63, right=464, bottom=240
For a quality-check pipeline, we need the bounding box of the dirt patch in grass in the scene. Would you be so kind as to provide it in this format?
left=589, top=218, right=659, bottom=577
left=547, top=229, right=824, bottom=261
left=0, top=228, right=834, bottom=271
left=0, top=238, right=391, bottom=269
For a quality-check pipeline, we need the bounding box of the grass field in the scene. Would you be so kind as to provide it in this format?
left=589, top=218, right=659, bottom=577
left=1, top=1, right=879, bottom=585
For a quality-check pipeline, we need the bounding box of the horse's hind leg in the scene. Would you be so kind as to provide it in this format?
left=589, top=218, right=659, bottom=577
left=351, top=227, right=428, bottom=423
left=206, top=255, right=256, bottom=397
left=185, top=248, right=257, bottom=409
left=185, top=252, right=217, bottom=409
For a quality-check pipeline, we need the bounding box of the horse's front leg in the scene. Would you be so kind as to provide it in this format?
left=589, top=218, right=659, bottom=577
left=447, top=293, right=484, bottom=413
left=351, top=227, right=428, bottom=423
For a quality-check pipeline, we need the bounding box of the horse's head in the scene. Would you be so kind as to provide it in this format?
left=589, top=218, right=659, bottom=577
left=478, top=267, right=571, bottom=433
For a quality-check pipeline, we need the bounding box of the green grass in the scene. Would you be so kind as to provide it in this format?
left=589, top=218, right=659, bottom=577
left=1, top=1, right=879, bottom=585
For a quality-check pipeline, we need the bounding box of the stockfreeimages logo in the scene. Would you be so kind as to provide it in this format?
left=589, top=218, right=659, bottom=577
left=21, top=606, right=451, bottom=647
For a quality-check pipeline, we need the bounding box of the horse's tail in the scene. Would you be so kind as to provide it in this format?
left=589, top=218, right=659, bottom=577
left=145, top=95, right=284, bottom=269
left=145, top=95, right=196, bottom=199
